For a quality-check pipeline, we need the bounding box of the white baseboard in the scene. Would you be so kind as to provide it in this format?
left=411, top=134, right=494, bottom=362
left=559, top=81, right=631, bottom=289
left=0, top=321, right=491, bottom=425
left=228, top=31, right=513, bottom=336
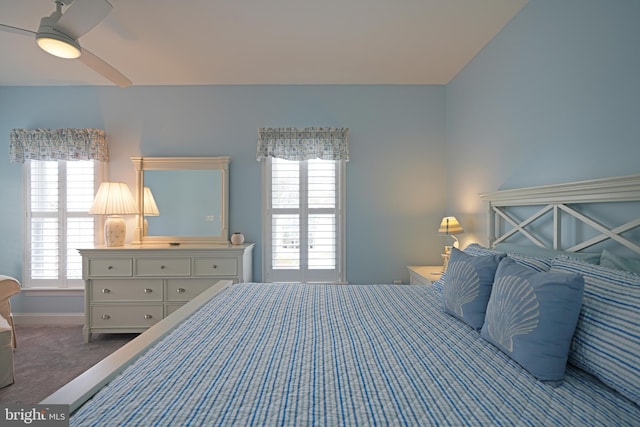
left=13, top=313, right=84, bottom=326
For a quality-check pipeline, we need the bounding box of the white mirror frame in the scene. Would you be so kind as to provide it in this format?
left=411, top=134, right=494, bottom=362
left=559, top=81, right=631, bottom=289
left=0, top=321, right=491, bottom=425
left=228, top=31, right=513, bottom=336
left=131, top=156, right=230, bottom=245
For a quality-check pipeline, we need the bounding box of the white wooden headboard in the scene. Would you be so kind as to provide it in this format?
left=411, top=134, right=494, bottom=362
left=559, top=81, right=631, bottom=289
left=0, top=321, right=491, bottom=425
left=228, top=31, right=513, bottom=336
left=479, top=174, right=640, bottom=256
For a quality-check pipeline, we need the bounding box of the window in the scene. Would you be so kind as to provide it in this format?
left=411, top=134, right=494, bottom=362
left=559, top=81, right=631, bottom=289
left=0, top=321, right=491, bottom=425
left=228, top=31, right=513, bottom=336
left=23, top=160, right=103, bottom=289
left=262, top=157, right=345, bottom=283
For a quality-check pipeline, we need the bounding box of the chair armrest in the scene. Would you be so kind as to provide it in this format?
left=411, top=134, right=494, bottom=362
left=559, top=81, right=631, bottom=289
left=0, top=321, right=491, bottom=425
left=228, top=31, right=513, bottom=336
left=0, top=276, right=20, bottom=301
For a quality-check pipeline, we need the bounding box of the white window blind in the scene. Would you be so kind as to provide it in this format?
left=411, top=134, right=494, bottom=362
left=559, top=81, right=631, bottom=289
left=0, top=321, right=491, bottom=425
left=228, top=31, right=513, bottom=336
left=25, top=160, right=101, bottom=289
left=264, top=157, right=345, bottom=283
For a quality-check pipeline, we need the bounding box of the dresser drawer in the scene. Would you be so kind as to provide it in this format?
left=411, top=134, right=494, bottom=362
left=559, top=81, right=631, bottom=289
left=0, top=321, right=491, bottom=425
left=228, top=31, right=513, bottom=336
left=136, top=258, right=191, bottom=276
left=91, top=279, right=163, bottom=302
left=193, top=258, right=237, bottom=276
left=88, top=258, right=133, bottom=277
left=166, top=279, right=216, bottom=302
left=91, top=305, right=163, bottom=328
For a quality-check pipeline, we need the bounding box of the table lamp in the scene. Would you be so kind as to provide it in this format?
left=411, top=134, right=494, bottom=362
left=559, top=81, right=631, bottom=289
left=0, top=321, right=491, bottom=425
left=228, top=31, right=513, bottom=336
left=89, top=182, right=138, bottom=247
left=438, top=216, right=464, bottom=271
left=143, top=186, right=160, bottom=236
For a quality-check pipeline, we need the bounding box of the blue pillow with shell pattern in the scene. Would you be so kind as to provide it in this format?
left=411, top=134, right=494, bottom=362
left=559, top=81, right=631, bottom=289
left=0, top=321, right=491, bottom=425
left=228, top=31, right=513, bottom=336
left=433, top=243, right=552, bottom=293
left=481, top=257, right=584, bottom=384
left=443, top=247, right=505, bottom=329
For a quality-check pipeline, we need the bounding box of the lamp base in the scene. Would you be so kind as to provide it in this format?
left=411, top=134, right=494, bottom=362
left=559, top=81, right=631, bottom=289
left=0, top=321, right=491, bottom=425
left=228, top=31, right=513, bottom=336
left=440, top=245, right=454, bottom=272
left=441, top=252, right=450, bottom=273
left=104, top=215, right=126, bottom=247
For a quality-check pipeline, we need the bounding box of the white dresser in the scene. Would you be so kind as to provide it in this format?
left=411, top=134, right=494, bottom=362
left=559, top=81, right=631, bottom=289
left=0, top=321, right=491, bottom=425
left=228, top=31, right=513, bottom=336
left=80, top=244, right=254, bottom=342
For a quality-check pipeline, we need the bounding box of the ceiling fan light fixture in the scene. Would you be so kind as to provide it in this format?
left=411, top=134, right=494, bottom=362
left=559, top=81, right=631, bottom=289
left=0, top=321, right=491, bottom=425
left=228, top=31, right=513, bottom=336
left=36, top=12, right=81, bottom=59
left=1, top=0, right=129, bottom=85
left=36, top=31, right=81, bottom=59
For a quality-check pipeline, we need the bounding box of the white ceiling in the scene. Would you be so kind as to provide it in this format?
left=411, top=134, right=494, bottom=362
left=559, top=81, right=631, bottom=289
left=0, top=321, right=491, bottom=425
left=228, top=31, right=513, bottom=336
left=0, top=0, right=528, bottom=87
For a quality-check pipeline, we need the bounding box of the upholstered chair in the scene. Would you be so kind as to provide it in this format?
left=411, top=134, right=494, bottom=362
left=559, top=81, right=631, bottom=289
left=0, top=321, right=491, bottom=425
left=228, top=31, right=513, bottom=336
left=0, top=275, right=20, bottom=347
left=0, top=275, right=20, bottom=388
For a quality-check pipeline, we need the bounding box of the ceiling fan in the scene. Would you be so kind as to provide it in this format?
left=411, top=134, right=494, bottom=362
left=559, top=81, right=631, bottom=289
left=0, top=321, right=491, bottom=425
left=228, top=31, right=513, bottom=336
left=0, top=0, right=131, bottom=87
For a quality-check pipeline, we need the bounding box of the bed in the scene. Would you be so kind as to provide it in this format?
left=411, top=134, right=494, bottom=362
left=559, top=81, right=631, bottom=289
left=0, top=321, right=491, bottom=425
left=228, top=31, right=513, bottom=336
left=43, top=174, right=640, bottom=426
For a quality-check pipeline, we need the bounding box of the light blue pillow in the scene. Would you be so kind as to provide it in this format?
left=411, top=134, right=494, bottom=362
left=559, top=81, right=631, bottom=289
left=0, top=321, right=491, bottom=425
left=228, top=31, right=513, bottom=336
left=464, top=243, right=553, bottom=272
left=493, top=242, right=601, bottom=264
left=550, top=257, right=640, bottom=404
left=481, top=257, right=584, bottom=384
left=443, top=247, right=505, bottom=329
left=599, top=248, right=640, bottom=274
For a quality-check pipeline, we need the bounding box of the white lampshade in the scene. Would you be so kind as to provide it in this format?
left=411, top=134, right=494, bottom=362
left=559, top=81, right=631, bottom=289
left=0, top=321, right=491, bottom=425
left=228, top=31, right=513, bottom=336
left=89, top=182, right=138, bottom=247
left=438, top=216, right=464, bottom=235
left=143, top=187, right=160, bottom=216
left=143, top=186, right=160, bottom=236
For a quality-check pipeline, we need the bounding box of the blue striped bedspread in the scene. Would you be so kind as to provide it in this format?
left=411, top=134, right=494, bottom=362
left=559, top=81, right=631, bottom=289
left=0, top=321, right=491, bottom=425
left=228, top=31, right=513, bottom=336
left=71, top=283, right=640, bottom=426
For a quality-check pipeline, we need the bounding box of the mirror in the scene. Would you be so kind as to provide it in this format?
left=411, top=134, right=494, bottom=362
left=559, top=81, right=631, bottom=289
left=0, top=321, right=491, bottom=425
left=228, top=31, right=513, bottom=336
left=131, top=157, right=230, bottom=244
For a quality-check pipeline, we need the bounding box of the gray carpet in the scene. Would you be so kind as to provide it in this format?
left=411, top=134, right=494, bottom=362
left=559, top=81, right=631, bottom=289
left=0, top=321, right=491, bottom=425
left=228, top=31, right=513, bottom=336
left=0, top=325, right=135, bottom=405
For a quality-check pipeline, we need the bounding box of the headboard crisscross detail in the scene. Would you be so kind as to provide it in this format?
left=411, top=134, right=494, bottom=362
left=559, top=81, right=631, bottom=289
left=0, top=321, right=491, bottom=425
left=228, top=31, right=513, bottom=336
left=480, top=174, right=640, bottom=256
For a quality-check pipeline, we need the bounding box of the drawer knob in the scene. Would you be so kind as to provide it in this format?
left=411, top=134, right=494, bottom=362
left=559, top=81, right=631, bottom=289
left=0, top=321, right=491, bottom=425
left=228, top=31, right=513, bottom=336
left=144, top=288, right=153, bottom=293
left=108, top=266, right=113, bottom=270
left=144, top=314, right=153, bottom=319
left=213, top=264, right=218, bottom=269
left=101, top=288, right=111, bottom=293
left=101, top=314, right=111, bottom=320
left=176, top=288, right=186, bottom=293
left=160, top=265, right=166, bottom=269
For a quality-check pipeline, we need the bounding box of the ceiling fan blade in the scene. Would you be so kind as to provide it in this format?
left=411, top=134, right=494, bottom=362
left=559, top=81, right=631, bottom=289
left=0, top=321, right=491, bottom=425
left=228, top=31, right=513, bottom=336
left=77, top=47, right=131, bottom=87
left=55, top=0, right=113, bottom=39
left=0, top=23, right=36, bottom=37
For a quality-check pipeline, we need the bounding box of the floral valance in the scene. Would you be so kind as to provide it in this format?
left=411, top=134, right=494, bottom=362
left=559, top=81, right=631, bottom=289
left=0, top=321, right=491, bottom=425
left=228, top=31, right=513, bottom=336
left=9, top=128, right=109, bottom=163
left=257, top=127, right=349, bottom=161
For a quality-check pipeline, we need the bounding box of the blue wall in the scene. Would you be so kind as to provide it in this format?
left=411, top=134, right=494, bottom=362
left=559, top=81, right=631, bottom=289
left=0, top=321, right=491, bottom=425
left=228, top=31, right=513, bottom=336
left=0, top=85, right=447, bottom=315
left=4, top=0, right=639, bottom=317
left=446, top=0, right=640, bottom=246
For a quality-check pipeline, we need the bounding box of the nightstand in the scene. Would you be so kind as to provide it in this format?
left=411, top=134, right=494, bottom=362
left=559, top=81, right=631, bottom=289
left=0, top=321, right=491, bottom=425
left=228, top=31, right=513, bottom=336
left=407, top=266, right=444, bottom=285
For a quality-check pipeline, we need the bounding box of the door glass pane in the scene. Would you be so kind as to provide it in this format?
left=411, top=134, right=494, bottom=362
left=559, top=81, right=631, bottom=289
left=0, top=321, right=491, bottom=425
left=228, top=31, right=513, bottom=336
left=272, top=158, right=299, bottom=209
left=309, top=214, right=336, bottom=269
left=308, top=160, right=335, bottom=209
left=272, top=214, right=299, bottom=269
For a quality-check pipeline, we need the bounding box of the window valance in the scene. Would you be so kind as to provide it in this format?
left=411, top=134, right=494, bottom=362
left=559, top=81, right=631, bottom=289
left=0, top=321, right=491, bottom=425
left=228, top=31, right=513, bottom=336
left=257, top=127, right=349, bottom=161
left=9, top=128, right=109, bottom=163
